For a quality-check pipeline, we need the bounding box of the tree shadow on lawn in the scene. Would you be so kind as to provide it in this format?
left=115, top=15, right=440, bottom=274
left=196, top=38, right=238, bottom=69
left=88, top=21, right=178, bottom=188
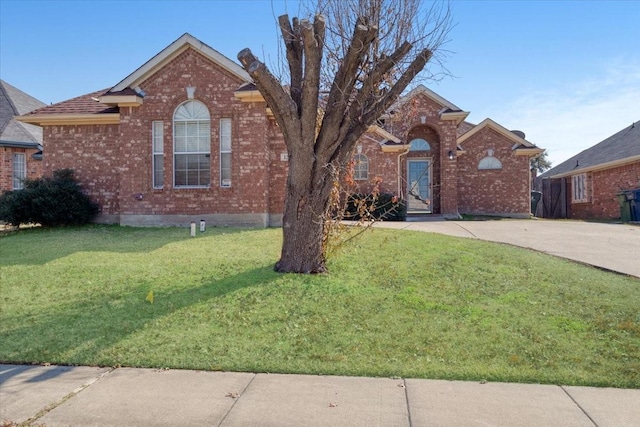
left=0, top=265, right=280, bottom=368
left=0, top=225, right=262, bottom=266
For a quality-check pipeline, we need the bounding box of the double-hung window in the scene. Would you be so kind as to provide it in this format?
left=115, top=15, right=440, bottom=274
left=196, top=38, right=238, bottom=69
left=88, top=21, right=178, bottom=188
left=353, top=153, right=369, bottom=180
left=173, top=101, right=211, bottom=187
left=220, top=118, right=232, bottom=187
left=12, top=153, right=26, bottom=190
left=152, top=121, right=164, bottom=188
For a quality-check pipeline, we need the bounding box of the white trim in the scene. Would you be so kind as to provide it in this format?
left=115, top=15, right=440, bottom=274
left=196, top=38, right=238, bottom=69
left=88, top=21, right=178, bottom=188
left=173, top=100, right=211, bottom=188
left=457, top=118, right=537, bottom=148
left=367, top=125, right=401, bottom=143
left=219, top=118, right=232, bottom=188
left=353, top=153, right=369, bottom=180
left=111, top=33, right=251, bottom=93
left=389, top=84, right=461, bottom=112
left=152, top=121, right=164, bottom=189
left=544, top=155, right=640, bottom=179
left=16, top=113, right=120, bottom=126
left=99, top=94, right=143, bottom=106
left=12, top=152, right=26, bottom=190
left=439, top=109, right=470, bottom=125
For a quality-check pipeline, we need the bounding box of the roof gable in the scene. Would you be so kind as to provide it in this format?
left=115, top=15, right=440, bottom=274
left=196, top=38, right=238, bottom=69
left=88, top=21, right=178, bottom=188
left=109, top=33, right=251, bottom=93
left=457, top=118, right=536, bottom=148
left=0, top=80, right=46, bottom=146
left=541, top=120, right=640, bottom=178
left=389, top=84, right=461, bottom=112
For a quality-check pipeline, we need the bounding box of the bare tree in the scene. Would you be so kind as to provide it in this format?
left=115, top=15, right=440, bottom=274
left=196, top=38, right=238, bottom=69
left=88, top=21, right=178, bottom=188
left=531, top=151, right=552, bottom=174
left=238, top=0, right=452, bottom=273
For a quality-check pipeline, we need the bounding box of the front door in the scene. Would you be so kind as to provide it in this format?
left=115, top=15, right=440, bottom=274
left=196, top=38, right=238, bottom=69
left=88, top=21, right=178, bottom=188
left=407, top=159, right=431, bottom=213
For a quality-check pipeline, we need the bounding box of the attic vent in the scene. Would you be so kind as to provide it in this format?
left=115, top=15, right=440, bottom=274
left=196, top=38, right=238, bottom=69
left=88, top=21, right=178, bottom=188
left=511, top=130, right=526, bottom=139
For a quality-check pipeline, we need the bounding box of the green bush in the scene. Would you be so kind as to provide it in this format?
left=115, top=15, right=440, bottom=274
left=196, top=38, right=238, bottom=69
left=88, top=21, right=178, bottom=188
left=345, top=193, right=406, bottom=221
left=0, top=169, right=99, bottom=226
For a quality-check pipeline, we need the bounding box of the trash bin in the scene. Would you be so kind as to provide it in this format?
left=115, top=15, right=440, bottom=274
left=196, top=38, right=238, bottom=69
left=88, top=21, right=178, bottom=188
left=630, top=188, right=640, bottom=221
left=617, top=191, right=633, bottom=222
left=531, top=191, right=542, bottom=216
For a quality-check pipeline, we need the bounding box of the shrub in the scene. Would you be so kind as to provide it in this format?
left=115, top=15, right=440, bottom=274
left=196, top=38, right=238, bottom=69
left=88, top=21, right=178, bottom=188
left=0, top=169, right=99, bottom=226
left=345, top=192, right=406, bottom=221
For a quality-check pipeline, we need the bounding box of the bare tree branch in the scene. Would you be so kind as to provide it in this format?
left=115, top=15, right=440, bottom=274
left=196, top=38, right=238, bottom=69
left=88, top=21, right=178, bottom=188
left=279, top=15, right=303, bottom=108
left=300, top=16, right=325, bottom=146
left=237, top=48, right=301, bottom=151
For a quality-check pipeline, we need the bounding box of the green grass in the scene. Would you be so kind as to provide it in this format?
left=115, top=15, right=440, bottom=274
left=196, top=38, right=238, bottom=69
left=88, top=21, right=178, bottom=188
left=1, top=225, right=639, bottom=388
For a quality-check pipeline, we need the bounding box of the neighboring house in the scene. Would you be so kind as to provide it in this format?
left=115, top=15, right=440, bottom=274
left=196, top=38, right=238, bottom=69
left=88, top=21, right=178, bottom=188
left=18, top=33, right=543, bottom=227
left=0, top=80, right=47, bottom=192
left=537, top=121, right=640, bottom=220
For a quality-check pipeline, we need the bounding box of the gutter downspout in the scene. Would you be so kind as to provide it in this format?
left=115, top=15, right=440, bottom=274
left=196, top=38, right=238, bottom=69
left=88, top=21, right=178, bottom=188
left=397, top=146, right=411, bottom=198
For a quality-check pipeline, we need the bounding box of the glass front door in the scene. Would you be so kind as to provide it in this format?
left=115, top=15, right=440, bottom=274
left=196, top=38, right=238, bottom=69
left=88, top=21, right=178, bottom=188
left=407, top=159, right=431, bottom=213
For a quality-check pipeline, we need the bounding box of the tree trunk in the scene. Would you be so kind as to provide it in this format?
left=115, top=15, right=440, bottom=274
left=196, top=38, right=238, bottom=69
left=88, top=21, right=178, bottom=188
left=275, top=163, right=333, bottom=274
left=276, top=194, right=326, bottom=274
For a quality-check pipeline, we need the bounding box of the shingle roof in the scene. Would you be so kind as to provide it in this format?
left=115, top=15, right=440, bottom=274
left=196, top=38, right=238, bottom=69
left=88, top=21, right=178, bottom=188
left=456, top=120, right=475, bottom=137
left=21, top=89, right=118, bottom=117
left=540, top=121, right=640, bottom=178
left=0, top=80, right=46, bottom=147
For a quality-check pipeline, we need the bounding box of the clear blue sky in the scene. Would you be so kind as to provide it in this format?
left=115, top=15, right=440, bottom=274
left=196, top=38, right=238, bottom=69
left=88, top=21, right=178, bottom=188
left=1, top=0, right=639, bottom=167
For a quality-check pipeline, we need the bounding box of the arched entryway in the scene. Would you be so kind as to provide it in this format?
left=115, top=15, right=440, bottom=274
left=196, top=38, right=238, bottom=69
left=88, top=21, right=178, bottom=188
left=404, top=125, right=441, bottom=214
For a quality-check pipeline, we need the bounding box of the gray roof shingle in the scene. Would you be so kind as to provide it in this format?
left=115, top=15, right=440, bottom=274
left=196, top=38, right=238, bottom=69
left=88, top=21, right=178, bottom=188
left=0, top=80, right=47, bottom=147
left=540, top=121, right=640, bottom=178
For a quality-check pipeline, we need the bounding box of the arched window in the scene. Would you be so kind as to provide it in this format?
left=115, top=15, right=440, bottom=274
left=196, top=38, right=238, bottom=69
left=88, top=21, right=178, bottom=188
left=173, top=100, right=210, bottom=187
left=478, top=149, right=503, bottom=170
left=409, top=138, right=431, bottom=151
left=353, top=153, right=369, bottom=180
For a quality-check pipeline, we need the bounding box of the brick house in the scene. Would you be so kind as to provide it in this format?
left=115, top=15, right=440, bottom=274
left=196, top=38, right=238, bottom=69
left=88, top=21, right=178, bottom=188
left=538, top=121, right=640, bottom=220
left=1, top=80, right=46, bottom=193
left=18, top=33, right=543, bottom=227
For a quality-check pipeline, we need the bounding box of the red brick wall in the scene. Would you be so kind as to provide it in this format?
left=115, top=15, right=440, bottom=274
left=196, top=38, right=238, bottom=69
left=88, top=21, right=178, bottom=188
left=43, top=124, right=121, bottom=214
left=0, top=146, right=43, bottom=193
left=457, top=127, right=531, bottom=216
left=267, top=120, right=287, bottom=223
left=570, top=160, right=640, bottom=220
left=349, top=136, right=400, bottom=196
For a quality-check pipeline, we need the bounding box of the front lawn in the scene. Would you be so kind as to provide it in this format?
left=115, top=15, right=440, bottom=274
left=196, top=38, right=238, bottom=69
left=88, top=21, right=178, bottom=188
left=1, top=225, right=638, bottom=388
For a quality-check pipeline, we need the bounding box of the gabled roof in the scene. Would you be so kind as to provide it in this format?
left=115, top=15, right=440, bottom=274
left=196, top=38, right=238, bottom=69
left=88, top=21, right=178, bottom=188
left=390, top=84, right=460, bottom=111
left=385, top=85, right=470, bottom=125
left=457, top=118, right=540, bottom=150
left=17, top=89, right=120, bottom=126
left=540, top=120, right=640, bottom=179
left=0, top=80, right=46, bottom=147
left=109, top=33, right=251, bottom=93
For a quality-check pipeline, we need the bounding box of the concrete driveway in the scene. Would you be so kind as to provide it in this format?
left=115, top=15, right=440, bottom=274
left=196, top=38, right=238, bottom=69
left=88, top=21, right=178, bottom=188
left=372, top=219, right=640, bottom=278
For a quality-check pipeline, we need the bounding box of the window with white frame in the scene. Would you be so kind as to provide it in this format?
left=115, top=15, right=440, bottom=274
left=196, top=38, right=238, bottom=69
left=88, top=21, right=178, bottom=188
left=478, top=149, right=502, bottom=170
left=12, top=153, right=26, bottom=190
left=353, top=153, right=369, bottom=180
left=572, top=173, right=588, bottom=203
left=152, top=121, right=164, bottom=188
left=220, top=118, right=232, bottom=187
left=173, top=101, right=210, bottom=187
left=409, top=138, right=431, bottom=151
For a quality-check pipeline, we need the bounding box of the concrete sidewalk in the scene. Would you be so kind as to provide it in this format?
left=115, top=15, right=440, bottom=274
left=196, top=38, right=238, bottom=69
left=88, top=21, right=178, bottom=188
left=1, top=364, right=639, bottom=426
left=371, top=219, right=640, bottom=278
